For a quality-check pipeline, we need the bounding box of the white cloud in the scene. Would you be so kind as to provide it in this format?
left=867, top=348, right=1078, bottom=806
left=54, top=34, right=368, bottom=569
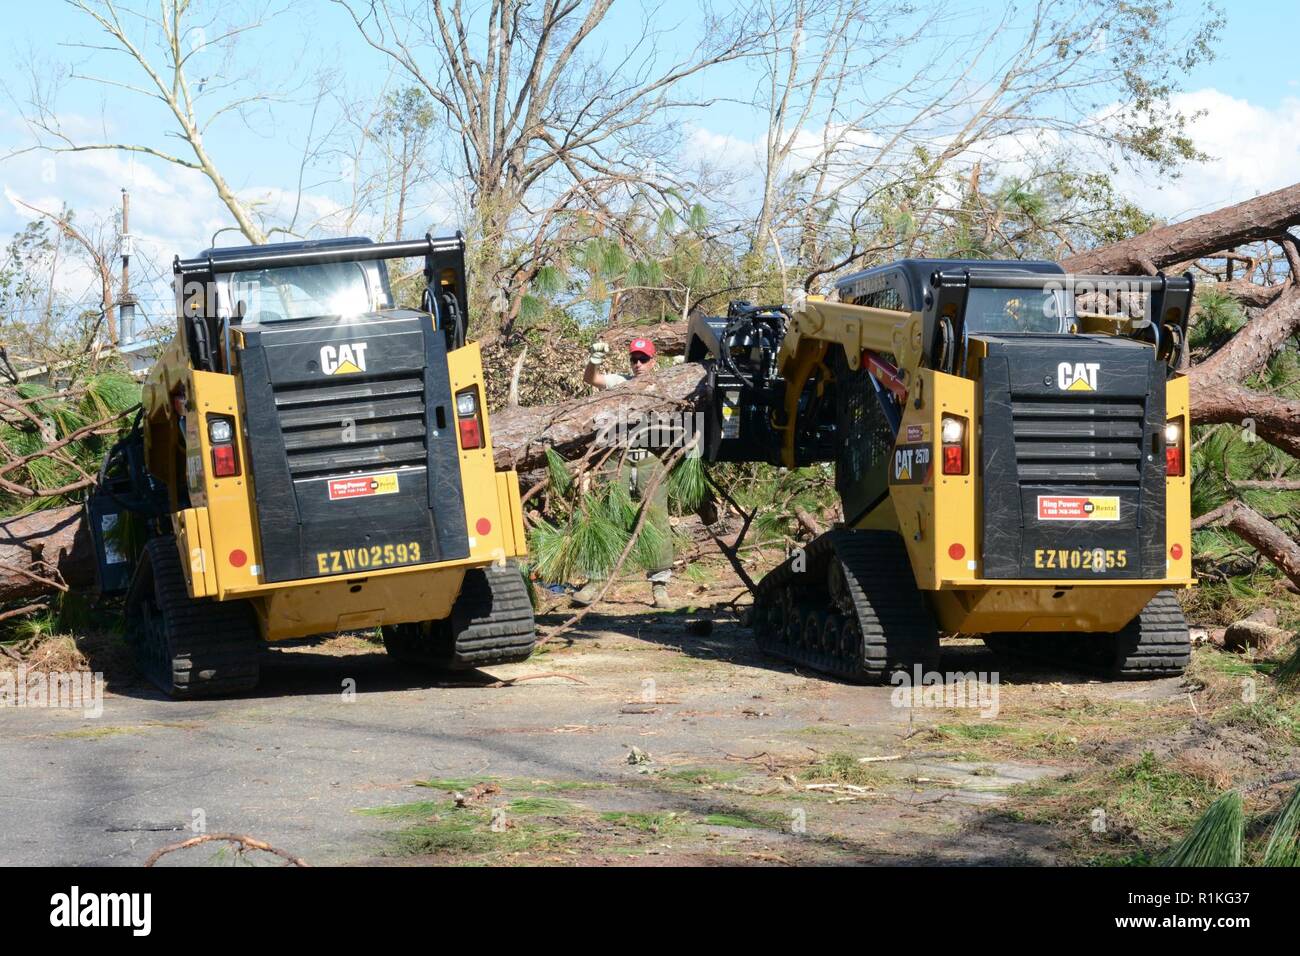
left=1107, top=89, right=1300, bottom=222
left=0, top=113, right=458, bottom=322
left=683, top=87, right=1300, bottom=235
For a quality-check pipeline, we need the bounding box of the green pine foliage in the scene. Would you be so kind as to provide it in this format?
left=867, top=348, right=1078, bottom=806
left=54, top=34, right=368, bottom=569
left=1262, top=784, right=1300, bottom=866
left=0, top=371, right=140, bottom=516
left=1162, top=790, right=1244, bottom=867
left=1164, top=783, right=1300, bottom=867
left=1189, top=288, right=1246, bottom=354
left=527, top=448, right=691, bottom=583
left=666, top=453, right=707, bottom=515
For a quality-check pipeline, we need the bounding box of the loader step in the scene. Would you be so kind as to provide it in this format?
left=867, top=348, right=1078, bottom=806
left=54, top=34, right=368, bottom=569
left=983, top=590, right=1190, bottom=679
left=382, top=562, right=536, bottom=670
left=751, top=530, right=938, bottom=683
left=125, top=536, right=262, bottom=698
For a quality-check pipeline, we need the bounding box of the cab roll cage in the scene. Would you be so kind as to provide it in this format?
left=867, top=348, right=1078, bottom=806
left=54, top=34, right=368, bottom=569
left=172, top=233, right=471, bottom=369
left=924, top=270, right=1195, bottom=376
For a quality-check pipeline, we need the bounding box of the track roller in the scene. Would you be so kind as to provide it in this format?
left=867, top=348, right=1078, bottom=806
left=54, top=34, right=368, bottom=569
left=752, top=529, right=938, bottom=683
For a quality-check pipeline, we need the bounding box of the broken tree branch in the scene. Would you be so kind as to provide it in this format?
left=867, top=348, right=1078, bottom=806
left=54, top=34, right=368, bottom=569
left=144, top=833, right=310, bottom=867
left=1192, top=500, right=1300, bottom=589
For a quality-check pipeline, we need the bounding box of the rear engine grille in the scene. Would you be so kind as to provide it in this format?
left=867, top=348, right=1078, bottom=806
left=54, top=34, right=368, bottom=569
left=1011, top=396, right=1145, bottom=485
left=273, top=372, right=426, bottom=478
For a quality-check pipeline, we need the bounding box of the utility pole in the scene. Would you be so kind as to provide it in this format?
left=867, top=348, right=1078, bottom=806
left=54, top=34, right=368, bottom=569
left=118, top=189, right=135, bottom=345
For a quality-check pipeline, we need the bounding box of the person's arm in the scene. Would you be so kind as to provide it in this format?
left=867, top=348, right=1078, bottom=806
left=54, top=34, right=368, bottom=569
left=584, top=341, right=613, bottom=388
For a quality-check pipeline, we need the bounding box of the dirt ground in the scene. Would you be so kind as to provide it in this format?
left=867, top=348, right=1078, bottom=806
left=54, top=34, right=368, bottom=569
left=1, top=559, right=1298, bottom=867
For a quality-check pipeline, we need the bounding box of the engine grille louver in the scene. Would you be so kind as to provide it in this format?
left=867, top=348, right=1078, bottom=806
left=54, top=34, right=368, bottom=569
left=271, top=372, right=428, bottom=479
left=1010, top=396, right=1146, bottom=485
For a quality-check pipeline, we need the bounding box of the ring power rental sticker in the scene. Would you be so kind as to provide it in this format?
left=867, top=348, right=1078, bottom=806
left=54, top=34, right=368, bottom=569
left=1037, top=495, right=1119, bottom=521
left=328, top=471, right=400, bottom=501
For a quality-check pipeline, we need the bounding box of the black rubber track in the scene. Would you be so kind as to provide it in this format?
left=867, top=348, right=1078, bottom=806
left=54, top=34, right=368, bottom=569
left=983, top=590, right=1191, bottom=679
left=382, top=561, right=536, bottom=670
left=125, top=536, right=262, bottom=698
left=752, top=529, right=939, bottom=683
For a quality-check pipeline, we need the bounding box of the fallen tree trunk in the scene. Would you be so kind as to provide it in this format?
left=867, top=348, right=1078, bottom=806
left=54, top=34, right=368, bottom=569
left=490, top=361, right=708, bottom=473
left=1190, top=244, right=1300, bottom=388
left=1192, top=500, right=1300, bottom=590
left=1061, top=182, right=1300, bottom=274
left=1190, top=382, right=1300, bottom=457
left=599, top=319, right=690, bottom=356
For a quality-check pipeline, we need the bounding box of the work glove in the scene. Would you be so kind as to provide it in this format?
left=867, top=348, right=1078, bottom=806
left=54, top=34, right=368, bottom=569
left=587, top=341, right=609, bottom=366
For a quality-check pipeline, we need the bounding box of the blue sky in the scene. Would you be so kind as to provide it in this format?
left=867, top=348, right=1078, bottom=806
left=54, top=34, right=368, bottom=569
left=1, top=0, right=1299, bottom=316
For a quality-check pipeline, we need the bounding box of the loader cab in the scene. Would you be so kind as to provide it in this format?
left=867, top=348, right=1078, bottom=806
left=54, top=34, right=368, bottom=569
left=217, top=241, right=395, bottom=373
left=837, top=258, right=1070, bottom=372
left=173, top=234, right=471, bottom=375
left=223, top=252, right=394, bottom=325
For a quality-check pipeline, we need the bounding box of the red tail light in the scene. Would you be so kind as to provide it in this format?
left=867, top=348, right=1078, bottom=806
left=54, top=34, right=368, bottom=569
left=1165, top=446, right=1183, bottom=477
left=212, top=443, right=239, bottom=477
left=941, top=414, right=968, bottom=476
left=943, top=445, right=963, bottom=474
left=1165, top=419, right=1185, bottom=477
left=456, top=387, right=484, bottom=450
left=208, top=414, right=239, bottom=477
left=458, top=416, right=482, bottom=450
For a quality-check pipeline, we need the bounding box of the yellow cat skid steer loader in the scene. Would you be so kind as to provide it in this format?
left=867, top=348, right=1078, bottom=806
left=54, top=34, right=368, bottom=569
left=87, top=235, right=534, bottom=697
left=687, top=259, right=1195, bottom=681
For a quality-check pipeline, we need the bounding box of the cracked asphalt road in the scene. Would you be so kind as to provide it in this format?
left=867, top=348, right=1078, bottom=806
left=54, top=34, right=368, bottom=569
left=0, top=604, right=1188, bottom=866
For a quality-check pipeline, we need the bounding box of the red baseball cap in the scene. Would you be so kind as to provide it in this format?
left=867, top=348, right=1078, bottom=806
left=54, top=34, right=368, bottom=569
left=629, top=337, right=656, bottom=359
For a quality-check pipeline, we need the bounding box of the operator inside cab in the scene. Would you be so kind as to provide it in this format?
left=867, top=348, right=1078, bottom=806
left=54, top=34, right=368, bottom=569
left=962, top=286, right=1070, bottom=334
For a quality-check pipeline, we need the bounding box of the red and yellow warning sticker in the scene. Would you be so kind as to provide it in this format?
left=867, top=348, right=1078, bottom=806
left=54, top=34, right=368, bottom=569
left=327, top=472, right=400, bottom=501
left=1036, top=495, right=1119, bottom=521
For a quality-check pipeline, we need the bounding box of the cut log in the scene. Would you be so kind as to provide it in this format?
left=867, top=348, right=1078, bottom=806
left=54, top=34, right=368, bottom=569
left=599, top=320, right=690, bottom=356
left=0, top=505, right=97, bottom=601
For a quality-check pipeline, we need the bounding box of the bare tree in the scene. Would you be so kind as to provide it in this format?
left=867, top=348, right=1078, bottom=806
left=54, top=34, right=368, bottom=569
left=8, top=0, right=310, bottom=244
left=337, top=0, right=766, bottom=332
left=741, top=0, right=1221, bottom=289
left=746, top=0, right=911, bottom=258
left=11, top=199, right=119, bottom=346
